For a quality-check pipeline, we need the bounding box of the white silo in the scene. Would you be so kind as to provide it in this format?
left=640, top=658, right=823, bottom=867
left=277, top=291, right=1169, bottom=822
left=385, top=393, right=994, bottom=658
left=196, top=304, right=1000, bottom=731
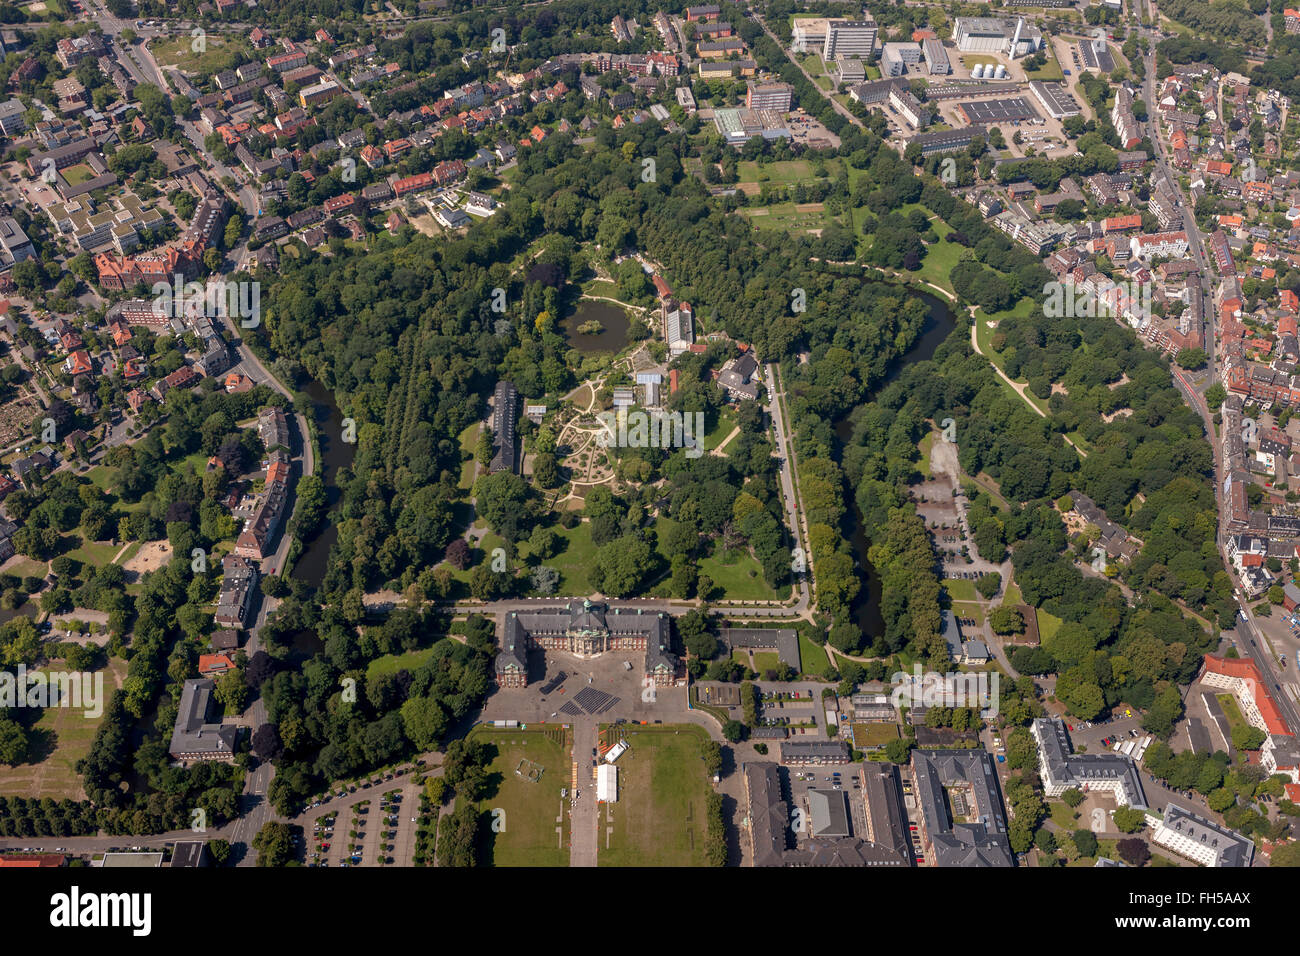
left=995, top=64, right=1008, bottom=79
left=971, top=63, right=984, bottom=79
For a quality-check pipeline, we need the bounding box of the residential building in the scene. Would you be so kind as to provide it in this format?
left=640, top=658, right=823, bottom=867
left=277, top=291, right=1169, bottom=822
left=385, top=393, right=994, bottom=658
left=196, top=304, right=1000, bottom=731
left=168, top=679, right=238, bottom=763
left=910, top=749, right=1014, bottom=866
left=1148, top=804, right=1254, bottom=867
left=1032, top=717, right=1148, bottom=808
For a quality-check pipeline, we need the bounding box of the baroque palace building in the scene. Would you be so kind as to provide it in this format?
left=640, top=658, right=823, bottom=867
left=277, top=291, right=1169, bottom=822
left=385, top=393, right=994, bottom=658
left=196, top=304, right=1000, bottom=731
left=495, top=599, right=682, bottom=688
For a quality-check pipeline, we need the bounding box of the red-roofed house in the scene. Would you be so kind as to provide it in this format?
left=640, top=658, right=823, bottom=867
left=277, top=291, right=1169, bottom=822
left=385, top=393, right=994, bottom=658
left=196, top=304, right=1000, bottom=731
left=198, top=653, right=237, bottom=677
left=652, top=275, right=673, bottom=300
left=1283, top=290, right=1299, bottom=314
left=1102, top=214, right=1143, bottom=234
left=63, top=349, right=93, bottom=376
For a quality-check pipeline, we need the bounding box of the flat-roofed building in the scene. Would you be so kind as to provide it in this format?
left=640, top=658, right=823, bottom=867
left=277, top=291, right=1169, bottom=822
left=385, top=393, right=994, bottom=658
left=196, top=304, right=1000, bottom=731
left=1028, top=80, right=1080, bottom=119
left=746, top=81, right=793, bottom=111
left=922, top=38, right=950, bottom=75
left=823, top=20, right=878, bottom=61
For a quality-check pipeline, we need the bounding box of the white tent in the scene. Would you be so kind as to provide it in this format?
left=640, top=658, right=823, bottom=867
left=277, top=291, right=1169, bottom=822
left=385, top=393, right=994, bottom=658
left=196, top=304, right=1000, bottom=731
left=596, top=764, right=618, bottom=803
left=605, top=740, right=629, bottom=763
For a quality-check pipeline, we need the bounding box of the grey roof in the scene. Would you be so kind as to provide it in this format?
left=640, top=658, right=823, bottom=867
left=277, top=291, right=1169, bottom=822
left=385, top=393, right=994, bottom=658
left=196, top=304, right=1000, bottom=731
left=859, top=761, right=911, bottom=861
left=808, top=788, right=852, bottom=838
left=721, top=628, right=799, bottom=669
left=780, top=739, right=850, bottom=762
left=490, top=380, right=518, bottom=474
left=744, top=763, right=910, bottom=867
left=1158, top=804, right=1254, bottom=867
left=1033, top=717, right=1148, bottom=809
left=911, top=749, right=1014, bottom=867
left=168, top=679, right=238, bottom=759
left=502, top=599, right=677, bottom=678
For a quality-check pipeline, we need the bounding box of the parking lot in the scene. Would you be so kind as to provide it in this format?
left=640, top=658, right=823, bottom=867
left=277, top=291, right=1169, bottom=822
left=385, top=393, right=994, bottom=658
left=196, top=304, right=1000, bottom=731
left=301, top=776, right=422, bottom=867
left=786, top=767, right=868, bottom=839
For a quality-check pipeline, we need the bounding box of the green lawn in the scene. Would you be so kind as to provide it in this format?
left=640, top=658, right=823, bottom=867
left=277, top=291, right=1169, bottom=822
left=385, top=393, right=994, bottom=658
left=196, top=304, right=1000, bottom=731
left=912, top=234, right=964, bottom=295
left=799, top=633, right=830, bottom=676
left=852, top=722, right=899, bottom=750
left=740, top=202, right=838, bottom=234
left=752, top=651, right=782, bottom=673
left=1048, top=799, right=1083, bottom=831
left=599, top=725, right=712, bottom=867
left=539, top=521, right=600, bottom=595
left=0, top=658, right=125, bottom=800
left=943, top=579, right=979, bottom=602
left=696, top=542, right=782, bottom=601
left=1037, top=608, right=1063, bottom=642
left=149, top=35, right=243, bottom=75
left=4, top=557, right=48, bottom=579
left=919, top=430, right=936, bottom=475
left=469, top=727, right=571, bottom=866
left=61, top=163, right=94, bottom=186
left=366, top=647, right=436, bottom=681
left=62, top=538, right=120, bottom=567
left=1216, top=694, right=1248, bottom=734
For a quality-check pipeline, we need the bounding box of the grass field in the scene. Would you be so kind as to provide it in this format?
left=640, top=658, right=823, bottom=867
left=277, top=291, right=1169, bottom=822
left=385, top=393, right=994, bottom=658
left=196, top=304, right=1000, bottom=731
left=943, top=579, right=979, bottom=602
left=852, top=722, right=899, bottom=750
left=366, top=647, right=436, bottom=681
left=61, top=163, right=94, bottom=186
left=543, top=521, right=600, bottom=594
left=599, top=725, right=712, bottom=866
left=0, top=658, right=126, bottom=799
left=149, top=35, right=241, bottom=75
left=1037, top=608, right=1063, bottom=642
left=913, top=233, right=964, bottom=295
left=740, top=202, right=837, bottom=234
left=457, top=422, right=479, bottom=493
left=469, top=727, right=571, bottom=866
left=1216, top=694, right=1248, bottom=734
left=799, top=633, right=830, bottom=676
left=61, top=539, right=120, bottom=568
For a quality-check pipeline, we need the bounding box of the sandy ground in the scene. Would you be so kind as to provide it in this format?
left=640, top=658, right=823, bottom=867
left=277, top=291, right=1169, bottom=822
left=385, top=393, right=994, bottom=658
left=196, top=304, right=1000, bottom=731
left=123, top=540, right=172, bottom=576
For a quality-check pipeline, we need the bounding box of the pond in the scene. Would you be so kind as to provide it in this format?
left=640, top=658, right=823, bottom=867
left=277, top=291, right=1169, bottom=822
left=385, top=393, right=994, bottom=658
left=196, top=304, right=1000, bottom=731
left=291, top=380, right=353, bottom=589
left=559, top=298, right=633, bottom=354
left=836, top=285, right=957, bottom=643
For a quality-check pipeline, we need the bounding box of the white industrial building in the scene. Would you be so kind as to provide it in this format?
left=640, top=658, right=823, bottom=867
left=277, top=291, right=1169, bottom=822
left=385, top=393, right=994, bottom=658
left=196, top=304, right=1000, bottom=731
left=922, top=38, right=951, bottom=75
left=791, top=17, right=829, bottom=53
left=880, top=42, right=922, bottom=77
left=953, top=17, right=1043, bottom=58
